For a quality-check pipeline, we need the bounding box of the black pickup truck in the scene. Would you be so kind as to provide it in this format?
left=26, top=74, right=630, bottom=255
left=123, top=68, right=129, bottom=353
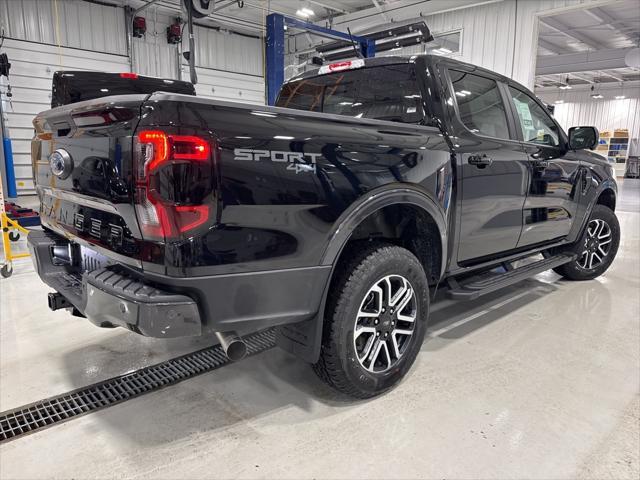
left=29, top=56, right=619, bottom=398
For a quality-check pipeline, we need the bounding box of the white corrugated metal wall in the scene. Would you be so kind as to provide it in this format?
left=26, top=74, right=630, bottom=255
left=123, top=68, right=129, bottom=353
left=180, top=23, right=264, bottom=104
left=291, top=0, right=600, bottom=89
left=130, top=7, right=265, bottom=105
left=537, top=84, right=640, bottom=156
left=0, top=39, right=130, bottom=194
left=553, top=99, right=640, bottom=154
left=0, top=0, right=265, bottom=195
left=0, top=0, right=128, bottom=55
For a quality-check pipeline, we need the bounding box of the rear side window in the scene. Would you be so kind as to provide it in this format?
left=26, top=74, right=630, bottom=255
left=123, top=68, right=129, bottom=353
left=449, top=70, right=510, bottom=139
left=276, top=64, right=423, bottom=124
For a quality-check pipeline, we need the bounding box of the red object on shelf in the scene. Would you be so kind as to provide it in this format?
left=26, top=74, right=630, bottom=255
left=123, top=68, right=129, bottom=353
left=4, top=202, right=41, bottom=227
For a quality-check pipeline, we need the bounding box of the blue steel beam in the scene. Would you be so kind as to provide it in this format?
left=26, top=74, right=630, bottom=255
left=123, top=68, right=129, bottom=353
left=266, top=13, right=285, bottom=106
left=265, top=13, right=375, bottom=105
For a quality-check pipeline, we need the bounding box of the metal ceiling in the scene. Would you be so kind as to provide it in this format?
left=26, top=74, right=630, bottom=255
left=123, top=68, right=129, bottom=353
left=120, top=0, right=379, bottom=35
left=535, top=0, right=640, bottom=88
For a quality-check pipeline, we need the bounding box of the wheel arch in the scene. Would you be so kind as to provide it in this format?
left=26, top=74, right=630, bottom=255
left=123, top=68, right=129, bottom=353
left=276, top=185, right=448, bottom=363
left=596, top=187, right=616, bottom=211
left=320, top=185, right=448, bottom=279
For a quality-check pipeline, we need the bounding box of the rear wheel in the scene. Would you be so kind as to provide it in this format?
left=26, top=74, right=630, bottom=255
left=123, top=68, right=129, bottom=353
left=553, top=205, right=620, bottom=281
left=313, top=243, right=429, bottom=398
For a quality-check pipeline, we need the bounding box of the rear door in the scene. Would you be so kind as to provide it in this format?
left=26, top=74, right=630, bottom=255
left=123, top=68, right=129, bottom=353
left=446, top=68, right=530, bottom=264
left=504, top=85, right=582, bottom=247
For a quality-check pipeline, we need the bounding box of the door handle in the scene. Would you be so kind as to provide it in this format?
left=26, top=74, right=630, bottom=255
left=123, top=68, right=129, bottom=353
left=532, top=160, right=549, bottom=170
left=468, top=154, right=493, bottom=168
left=581, top=167, right=592, bottom=195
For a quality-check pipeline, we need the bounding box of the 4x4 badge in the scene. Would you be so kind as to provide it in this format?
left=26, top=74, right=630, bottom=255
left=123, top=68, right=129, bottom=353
left=233, top=148, right=321, bottom=174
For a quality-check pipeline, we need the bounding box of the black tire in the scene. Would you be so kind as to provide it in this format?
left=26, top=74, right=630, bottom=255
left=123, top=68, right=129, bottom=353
left=553, top=205, right=620, bottom=281
left=1, top=263, right=13, bottom=278
left=313, top=242, right=429, bottom=398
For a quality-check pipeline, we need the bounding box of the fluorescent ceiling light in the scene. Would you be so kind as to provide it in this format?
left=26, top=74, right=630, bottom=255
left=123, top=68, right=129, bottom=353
left=554, top=100, right=564, bottom=104
left=296, top=7, right=314, bottom=18
left=559, top=85, right=572, bottom=90
left=591, top=94, right=604, bottom=99
left=274, top=135, right=294, bottom=140
left=455, top=91, right=466, bottom=97
left=615, top=95, right=626, bottom=99
left=460, top=90, right=471, bottom=95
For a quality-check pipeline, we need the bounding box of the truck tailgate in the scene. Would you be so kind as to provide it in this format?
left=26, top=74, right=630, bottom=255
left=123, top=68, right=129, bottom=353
left=31, top=95, right=146, bottom=266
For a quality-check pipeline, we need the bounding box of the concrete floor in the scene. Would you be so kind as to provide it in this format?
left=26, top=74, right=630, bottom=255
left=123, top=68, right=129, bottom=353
left=1, top=181, right=639, bottom=479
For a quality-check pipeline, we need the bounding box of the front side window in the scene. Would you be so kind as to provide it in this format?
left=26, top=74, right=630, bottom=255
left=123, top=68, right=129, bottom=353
left=276, top=64, right=423, bottom=124
left=508, top=86, right=560, bottom=146
left=449, top=70, right=510, bottom=139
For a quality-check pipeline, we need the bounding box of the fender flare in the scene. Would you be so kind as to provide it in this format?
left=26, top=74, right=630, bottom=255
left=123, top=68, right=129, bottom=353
left=320, top=184, right=448, bottom=277
left=572, top=176, right=618, bottom=241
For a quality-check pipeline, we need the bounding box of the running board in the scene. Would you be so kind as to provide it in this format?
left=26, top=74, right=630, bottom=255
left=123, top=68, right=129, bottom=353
left=447, top=253, right=576, bottom=301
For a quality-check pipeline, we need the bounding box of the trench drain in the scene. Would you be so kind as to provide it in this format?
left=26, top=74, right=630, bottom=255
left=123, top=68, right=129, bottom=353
left=0, top=329, right=276, bottom=443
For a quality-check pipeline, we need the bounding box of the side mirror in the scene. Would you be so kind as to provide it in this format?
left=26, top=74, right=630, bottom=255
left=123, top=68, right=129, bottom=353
left=568, top=126, right=599, bottom=150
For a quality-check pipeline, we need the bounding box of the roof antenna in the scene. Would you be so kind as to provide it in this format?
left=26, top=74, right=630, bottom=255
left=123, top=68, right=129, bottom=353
left=347, top=27, right=364, bottom=59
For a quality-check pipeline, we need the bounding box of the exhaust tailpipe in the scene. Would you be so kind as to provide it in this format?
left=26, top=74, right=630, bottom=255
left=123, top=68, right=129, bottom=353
left=215, top=331, right=247, bottom=361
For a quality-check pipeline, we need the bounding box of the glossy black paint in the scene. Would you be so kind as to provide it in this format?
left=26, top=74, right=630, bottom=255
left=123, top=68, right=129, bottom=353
left=30, top=55, right=617, bottom=348
left=32, top=95, right=149, bottom=267
left=426, top=56, right=616, bottom=273
left=137, top=86, right=452, bottom=277
left=51, top=71, right=195, bottom=108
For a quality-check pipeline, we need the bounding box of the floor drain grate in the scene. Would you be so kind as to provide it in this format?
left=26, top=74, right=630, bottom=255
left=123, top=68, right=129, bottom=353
left=0, top=329, right=276, bottom=443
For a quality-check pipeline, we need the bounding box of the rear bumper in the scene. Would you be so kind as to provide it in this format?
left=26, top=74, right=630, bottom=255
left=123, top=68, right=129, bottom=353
left=28, top=230, right=201, bottom=337
left=28, top=229, right=330, bottom=338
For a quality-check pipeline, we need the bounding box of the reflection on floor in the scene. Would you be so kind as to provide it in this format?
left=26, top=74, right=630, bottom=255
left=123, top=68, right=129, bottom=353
left=1, top=180, right=639, bottom=479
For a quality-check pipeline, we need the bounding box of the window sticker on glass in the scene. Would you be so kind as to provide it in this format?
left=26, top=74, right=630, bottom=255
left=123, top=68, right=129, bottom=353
left=514, top=99, right=533, bottom=128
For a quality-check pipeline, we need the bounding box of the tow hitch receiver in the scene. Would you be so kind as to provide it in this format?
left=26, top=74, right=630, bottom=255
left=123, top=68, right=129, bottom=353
left=48, top=292, right=72, bottom=311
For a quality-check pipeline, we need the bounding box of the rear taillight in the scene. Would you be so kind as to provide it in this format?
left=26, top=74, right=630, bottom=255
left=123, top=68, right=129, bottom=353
left=134, top=130, right=214, bottom=241
left=120, top=72, right=139, bottom=79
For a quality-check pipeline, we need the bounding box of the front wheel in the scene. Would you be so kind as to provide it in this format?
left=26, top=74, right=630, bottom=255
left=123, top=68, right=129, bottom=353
left=553, top=205, right=620, bottom=281
left=313, top=243, right=429, bottom=398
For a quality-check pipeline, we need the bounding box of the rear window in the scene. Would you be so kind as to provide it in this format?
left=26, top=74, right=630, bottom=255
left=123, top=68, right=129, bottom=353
left=276, top=64, right=423, bottom=124
left=51, top=72, right=196, bottom=108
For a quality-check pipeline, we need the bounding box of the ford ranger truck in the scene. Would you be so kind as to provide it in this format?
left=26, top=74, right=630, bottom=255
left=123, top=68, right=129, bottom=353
left=29, top=56, right=619, bottom=398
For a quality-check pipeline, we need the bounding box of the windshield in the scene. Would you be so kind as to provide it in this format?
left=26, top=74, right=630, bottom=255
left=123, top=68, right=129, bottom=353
left=276, top=64, right=423, bottom=124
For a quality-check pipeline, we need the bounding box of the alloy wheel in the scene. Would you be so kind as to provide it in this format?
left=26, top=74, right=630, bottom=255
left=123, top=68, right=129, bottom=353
left=579, top=218, right=613, bottom=270
left=353, top=275, right=417, bottom=373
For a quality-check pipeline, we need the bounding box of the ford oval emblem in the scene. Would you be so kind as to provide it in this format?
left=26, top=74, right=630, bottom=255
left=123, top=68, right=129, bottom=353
left=49, top=149, right=74, bottom=179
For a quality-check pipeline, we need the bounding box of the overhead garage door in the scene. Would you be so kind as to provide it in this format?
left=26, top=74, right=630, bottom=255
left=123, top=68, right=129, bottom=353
left=2, top=38, right=129, bottom=195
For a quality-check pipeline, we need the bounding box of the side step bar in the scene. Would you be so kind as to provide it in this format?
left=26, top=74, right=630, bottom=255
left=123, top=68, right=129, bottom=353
left=447, top=253, right=576, bottom=301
